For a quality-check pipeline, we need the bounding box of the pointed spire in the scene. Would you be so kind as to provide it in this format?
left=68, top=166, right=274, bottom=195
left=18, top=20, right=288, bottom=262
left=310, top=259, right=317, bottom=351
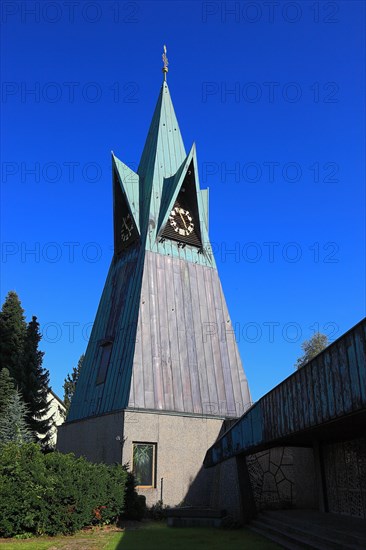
left=162, top=45, right=168, bottom=81
left=136, top=50, right=187, bottom=236
left=137, top=78, right=186, bottom=201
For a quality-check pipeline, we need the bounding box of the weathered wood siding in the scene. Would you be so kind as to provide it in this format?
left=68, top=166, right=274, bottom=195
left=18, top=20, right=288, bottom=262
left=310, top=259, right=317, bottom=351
left=67, top=244, right=144, bottom=421
left=68, top=247, right=251, bottom=421
left=129, top=251, right=251, bottom=416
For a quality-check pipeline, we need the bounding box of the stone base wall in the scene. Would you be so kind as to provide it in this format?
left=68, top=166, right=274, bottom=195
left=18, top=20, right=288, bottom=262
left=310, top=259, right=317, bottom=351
left=57, top=412, right=124, bottom=464
left=58, top=410, right=240, bottom=511
left=122, top=410, right=226, bottom=508
left=247, top=446, right=316, bottom=511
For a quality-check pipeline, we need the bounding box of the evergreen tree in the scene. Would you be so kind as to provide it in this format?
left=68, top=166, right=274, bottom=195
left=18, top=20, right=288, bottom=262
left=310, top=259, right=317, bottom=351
left=0, top=368, right=16, bottom=415
left=0, top=291, right=27, bottom=382
left=295, top=332, right=329, bottom=369
left=0, top=389, right=33, bottom=446
left=21, top=316, right=54, bottom=446
left=63, top=354, right=84, bottom=416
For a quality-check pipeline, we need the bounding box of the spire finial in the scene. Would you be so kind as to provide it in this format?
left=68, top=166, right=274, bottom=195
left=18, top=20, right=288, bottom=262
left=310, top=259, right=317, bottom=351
left=162, top=44, right=168, bottom=81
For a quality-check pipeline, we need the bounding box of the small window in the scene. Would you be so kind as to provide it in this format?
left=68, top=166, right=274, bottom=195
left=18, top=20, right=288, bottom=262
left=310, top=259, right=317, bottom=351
left=96, top=343, right=112, bottom=385
left=132, top=442, right=157, bottom=487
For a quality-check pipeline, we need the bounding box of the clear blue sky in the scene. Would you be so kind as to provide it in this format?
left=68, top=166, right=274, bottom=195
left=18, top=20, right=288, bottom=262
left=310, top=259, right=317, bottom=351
left=1, top=1, right=365, bottom=403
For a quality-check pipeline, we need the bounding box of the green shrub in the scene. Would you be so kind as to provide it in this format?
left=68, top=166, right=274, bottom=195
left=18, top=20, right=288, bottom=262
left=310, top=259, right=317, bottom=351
left=147, top=499, right=169, bottom=520
left=0, top=443, right=48, bottom=536
left=121, top=468, right=146, bottom=520
left=0, top=443, right=127, bottom=537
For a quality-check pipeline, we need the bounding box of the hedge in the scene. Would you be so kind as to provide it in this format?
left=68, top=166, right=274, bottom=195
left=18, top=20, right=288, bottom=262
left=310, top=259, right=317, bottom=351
left=0, top=443, right=128, bottom=537
left=122, top=468, right=146, bottom=521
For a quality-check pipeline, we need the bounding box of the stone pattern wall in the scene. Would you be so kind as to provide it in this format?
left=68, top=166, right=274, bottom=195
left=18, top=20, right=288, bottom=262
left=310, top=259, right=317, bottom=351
left=247, top=447, right=294, bottom=510
left=247, top=447, right=316, bottom=511
left=322, top=436, right=366, bottom=519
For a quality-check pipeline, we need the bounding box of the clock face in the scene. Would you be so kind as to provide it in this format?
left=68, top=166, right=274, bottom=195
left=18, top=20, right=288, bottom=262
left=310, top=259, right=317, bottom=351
left=120, top=214, right=134, bottom=242
left=169, top=206, right=194, bottom=237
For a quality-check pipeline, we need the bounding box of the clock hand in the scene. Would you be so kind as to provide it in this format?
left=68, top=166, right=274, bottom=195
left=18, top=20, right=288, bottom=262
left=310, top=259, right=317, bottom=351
left=179, top=211, right=188, bottom=230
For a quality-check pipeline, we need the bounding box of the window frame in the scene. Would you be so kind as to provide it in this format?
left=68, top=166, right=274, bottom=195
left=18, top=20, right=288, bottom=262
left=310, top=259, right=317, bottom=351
left=96, top=341, right=113, bottom=385
left=132, top=441, right=157, bottom=489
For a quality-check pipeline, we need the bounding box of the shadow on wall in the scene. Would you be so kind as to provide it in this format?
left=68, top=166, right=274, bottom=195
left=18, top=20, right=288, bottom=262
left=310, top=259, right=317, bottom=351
left=180, top=419, right=244, bottom=521
left=182, top=457, right=242, bottom=518
left=179, top=441, right=317, bottom=524
left=247, top=447, right=317, bottom=512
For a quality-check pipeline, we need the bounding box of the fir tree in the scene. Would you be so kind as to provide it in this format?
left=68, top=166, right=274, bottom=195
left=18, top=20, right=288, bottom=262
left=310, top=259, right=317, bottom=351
left=295, top=332, right=329, bottom=369
left=0, top=291, right=27, bottom=382
left=21, top=316, right=54, bottom=446
left=0, top=367, right=16, bottom=416
left=63, top=354, right=84, bottom=417
left=0, top=389, right=33, bottom=446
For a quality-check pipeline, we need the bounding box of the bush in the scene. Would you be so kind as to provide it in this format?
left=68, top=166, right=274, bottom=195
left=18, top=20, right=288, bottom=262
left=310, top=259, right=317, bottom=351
left=121, top=468, right=146, bottom=520
left=147, top=500, right=169, bottom=521
left=0, top=443, right=128, bottom=537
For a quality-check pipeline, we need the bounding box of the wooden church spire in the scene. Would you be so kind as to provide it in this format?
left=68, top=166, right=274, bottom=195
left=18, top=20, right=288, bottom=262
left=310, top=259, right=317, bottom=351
left=67, top=63, right=251, bottom=423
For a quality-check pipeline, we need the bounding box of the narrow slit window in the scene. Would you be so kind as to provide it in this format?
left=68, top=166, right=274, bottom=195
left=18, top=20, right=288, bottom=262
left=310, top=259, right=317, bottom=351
left=132, top=442, right=156, bottom=488
left=96, top=343, right=112, bottom=385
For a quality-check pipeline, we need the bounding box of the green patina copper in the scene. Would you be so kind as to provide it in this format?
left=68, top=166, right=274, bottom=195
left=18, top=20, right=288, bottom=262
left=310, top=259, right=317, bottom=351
left=67, top=77, right=249, bottom=422
left=112, top=80, right=214, bottom=267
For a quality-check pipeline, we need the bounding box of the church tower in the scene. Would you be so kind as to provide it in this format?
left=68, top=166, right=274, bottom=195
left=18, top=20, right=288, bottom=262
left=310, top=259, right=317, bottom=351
left=58, top=50, right=251, bottom=507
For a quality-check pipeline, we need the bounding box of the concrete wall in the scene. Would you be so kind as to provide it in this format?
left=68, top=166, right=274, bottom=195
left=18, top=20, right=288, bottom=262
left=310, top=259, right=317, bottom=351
left=57, top=411, right=124, bottom=464
left=57, top=409, right=240, bottom=511
left=122, top=410, right=225, bottom=507
left=293, top=447, right=317, bottom=509
left=209, top=457, right=242, bottom=521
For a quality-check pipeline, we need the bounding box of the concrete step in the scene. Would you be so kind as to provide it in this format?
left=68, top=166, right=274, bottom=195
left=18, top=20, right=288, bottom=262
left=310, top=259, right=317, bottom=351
left=250, top=519, right=323, bottom=550
left=166, top=507, right=227, bottom=528
left=167, top=516, right=225, bottom=528
left=250, top=524, right=312, bottom=550
left=260, top=511, right=366, bottom=549
left=165, top=507, right=226, bottom=518
left=249, top=513, right=366, bottom=550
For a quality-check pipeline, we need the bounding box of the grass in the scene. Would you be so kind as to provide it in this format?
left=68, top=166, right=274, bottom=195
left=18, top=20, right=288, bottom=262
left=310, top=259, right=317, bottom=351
left=0, top=522, right=281, bottom=549
left=0, top=526, right=122, bottom=550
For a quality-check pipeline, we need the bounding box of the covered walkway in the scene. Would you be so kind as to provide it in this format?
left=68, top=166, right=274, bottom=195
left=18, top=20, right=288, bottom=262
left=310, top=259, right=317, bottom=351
left=204, top=319, right=366, bottom=467
left=204, top=319, right=366, bottom=521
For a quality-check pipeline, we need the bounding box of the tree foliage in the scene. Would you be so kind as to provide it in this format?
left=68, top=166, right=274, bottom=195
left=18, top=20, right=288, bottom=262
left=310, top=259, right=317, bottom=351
left=20, top=316, right=54, bottom=446
left=0, top=291, right=27, bottom=381
left=295, top=332, right=329, bottom=369
left=0, top=390, right=33, bottom=446
left=0, top=368, right=16, bottom=415
left=63, top=354, right=84, bottom=417
left=0, top=293, right=54, bottom=446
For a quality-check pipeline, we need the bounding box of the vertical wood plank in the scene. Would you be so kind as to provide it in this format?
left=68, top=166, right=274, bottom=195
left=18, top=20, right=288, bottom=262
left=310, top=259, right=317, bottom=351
left=165, top=255, right=184, bottom=411
left=156, top=253, right=174, bottom=411
left=140, top=255, right=155, bottom=409
left=211, top=268, right=236, bottom=416
left=188, top=262, right=210, bottom=413
left=181, top=260, right=202, bottom=414
left=148, top=252, right=164, bottom=410
left=173, top=257, right=193, bottom=412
